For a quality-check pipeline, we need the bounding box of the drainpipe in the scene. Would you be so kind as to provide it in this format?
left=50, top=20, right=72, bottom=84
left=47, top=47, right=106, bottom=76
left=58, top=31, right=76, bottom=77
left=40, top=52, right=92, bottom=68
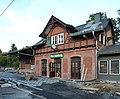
left=31, top=47, right=35, bottom=56
left=92, top=31, right=98, bottom=80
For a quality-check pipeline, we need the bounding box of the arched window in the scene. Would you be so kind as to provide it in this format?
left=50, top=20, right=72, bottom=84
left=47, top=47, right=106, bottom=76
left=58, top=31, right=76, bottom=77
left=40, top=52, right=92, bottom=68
left=71, top=57, right=81, bottom=79
left=41, top=59, right=47, bottom=76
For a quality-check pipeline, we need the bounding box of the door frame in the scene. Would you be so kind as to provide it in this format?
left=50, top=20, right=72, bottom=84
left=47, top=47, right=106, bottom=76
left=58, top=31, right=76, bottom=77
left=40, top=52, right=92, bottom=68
left=71, top=57, right=81, bottom=79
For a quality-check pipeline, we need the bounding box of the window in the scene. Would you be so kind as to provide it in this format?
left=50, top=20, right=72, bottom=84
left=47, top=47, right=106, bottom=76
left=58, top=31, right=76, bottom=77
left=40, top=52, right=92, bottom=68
left=51, top=33, right=64, bottom=45
left=31, top=65, right=35, bottom=70
left=110, top=60, right=120, bottom=75
left=99, top=33, right=106, bottom=45
left=51, top=35, right=57, bottom=45
left=99, top=60, right=108, bottom=74
left=58, top=33, right=64, bottom=44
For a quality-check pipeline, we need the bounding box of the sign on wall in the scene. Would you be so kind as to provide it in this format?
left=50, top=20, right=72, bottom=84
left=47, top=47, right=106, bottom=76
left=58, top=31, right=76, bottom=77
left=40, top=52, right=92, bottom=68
left=50, top=53, right=64, bottom=59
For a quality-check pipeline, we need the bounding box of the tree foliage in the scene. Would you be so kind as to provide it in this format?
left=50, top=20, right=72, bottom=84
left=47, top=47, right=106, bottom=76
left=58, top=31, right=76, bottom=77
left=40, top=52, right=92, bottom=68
left=0, top=43, right=19, bottom=69
left=9, top=43, right=17, bottom=52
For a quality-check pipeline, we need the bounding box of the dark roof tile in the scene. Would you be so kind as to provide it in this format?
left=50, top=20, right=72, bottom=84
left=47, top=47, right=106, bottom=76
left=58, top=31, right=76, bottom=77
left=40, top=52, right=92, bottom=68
left=32, top=38, right=46, bottom=47
left=69, top=19, right=109, bottom=37
left=98, top=44, right=120, bottom=55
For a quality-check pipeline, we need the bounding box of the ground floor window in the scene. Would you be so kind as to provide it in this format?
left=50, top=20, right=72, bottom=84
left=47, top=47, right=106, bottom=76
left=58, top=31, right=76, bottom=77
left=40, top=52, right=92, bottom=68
left=110, top=60, right=120, bottom=75
left=31, top=64, right=35, bottom=70
left=99, top=60, right=108, bottom=74
left=41, top=59, right=47, bottom=76
left=71, top=57, right=81, bottom=79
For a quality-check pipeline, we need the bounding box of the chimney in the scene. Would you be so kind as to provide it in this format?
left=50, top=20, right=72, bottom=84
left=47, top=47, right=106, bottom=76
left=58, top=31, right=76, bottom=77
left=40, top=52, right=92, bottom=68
left=94, top=13, right=102, bottom=23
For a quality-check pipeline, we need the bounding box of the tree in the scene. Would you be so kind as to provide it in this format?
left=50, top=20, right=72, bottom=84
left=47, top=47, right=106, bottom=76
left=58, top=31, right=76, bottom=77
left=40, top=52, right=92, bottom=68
left=0, top=49, right=2, bottom=56
left=86, top=12, right=120, bottom=43
left=9, top=43, right=17, bottom=52
left=8, top=43, right=19, bottom=68
left=0, top=44, right=19, bottom=69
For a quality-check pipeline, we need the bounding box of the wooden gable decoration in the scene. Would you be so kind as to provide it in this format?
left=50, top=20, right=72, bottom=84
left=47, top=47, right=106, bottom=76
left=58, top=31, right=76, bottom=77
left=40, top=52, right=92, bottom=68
left=39, top=15, right=67, bottom=38
left=39, top=15, right=77, bottom=38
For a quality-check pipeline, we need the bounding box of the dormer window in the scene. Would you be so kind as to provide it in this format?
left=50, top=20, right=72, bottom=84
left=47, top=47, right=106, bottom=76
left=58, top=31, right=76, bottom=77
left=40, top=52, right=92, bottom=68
left=51, top=35, right=57, bottom=45
left=99, top=33, right=106, bottom=45
left=51, top=33, right=64, bottom=45
left=58, top=33, right=64, bottom=44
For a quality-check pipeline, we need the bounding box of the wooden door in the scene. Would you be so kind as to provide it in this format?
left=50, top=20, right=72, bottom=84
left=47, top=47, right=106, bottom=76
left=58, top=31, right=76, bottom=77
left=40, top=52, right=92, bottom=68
left=71, top=57, right=81, bottom=79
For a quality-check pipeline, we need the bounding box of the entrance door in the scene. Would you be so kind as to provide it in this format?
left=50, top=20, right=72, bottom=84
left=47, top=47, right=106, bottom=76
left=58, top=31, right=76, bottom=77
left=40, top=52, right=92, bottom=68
left=50, top=58, right=61, bottom=77
left=71, top=57, right=81, bottom=79
left=41, top=59, right=47, bottom=76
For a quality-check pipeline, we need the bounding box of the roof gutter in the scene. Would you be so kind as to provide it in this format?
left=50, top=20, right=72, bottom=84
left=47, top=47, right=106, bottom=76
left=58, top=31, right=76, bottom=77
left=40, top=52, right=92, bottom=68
left=18, top=51, right=34, bottom=57
left=17, top=46, right=35, bottom=57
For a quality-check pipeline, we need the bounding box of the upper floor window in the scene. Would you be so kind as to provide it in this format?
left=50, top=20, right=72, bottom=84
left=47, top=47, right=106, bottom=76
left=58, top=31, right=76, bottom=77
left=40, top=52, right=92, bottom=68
left=58, top=33, right=64, bottom=44
left=51, top=33, right=64, bottom=45
left=51, top=35, right=57, bottom=45
left=99, top=33, right=106, bottom=45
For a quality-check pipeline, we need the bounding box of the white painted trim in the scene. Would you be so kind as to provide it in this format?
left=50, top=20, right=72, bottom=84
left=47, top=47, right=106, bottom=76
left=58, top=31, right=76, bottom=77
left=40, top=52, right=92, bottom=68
left=51, top=33, right=64, bottom=45
left=99, top=60, right=108, bottom=75
left=109, top=59, right=120, bottom=75
left=58, top=33, right=64, bottom=44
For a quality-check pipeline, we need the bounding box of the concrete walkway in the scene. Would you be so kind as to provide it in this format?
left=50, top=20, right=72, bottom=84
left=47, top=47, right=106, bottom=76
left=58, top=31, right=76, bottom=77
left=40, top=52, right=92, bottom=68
left=0, top=71, right=60, bottom=87
left=16, top=76, right=60, bottom=87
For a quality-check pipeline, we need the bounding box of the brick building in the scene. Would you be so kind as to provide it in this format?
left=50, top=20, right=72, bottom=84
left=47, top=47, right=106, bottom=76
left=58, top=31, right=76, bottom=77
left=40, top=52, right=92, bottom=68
left=8, top=13, right=114, bottom=81
left=32, top=13, right=114, bottom=80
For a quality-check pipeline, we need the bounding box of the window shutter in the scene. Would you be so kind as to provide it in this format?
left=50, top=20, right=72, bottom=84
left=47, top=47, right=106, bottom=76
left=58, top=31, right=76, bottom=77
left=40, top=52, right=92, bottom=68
left=47, top=36, right=51, bottom=46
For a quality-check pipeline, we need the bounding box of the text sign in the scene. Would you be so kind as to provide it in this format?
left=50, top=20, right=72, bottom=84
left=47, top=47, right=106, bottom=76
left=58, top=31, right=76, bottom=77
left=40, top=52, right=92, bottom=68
left=50, top=53, right=64, bottom=59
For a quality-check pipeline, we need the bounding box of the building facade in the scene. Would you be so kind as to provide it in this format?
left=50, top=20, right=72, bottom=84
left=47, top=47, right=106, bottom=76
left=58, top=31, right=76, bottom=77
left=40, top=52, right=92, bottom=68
left=98, top=45, right=120, bottom=81
left=33, top=13, right=114, bottom=80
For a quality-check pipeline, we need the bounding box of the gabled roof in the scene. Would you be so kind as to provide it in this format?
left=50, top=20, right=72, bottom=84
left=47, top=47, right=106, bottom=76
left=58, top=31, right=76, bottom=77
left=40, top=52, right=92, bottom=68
left=39, top=15, right=77, bottom=38
left=98, top=44, right=120, bottom=56
left=69, top=19, right=111, bottom=37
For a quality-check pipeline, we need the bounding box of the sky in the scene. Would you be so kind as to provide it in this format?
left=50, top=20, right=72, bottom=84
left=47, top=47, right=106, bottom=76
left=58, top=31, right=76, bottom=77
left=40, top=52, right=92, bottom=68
left=0, top=0, right=120, bottom=52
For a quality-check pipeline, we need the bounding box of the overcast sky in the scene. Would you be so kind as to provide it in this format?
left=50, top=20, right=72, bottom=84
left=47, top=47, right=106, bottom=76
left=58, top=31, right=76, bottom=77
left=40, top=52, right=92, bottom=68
left=0, top=0, right=120, bottom=52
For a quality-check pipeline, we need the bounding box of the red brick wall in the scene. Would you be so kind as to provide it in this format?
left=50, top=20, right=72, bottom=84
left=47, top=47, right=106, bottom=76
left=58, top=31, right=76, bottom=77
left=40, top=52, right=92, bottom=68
left=35, top=24, right=97, bottom=80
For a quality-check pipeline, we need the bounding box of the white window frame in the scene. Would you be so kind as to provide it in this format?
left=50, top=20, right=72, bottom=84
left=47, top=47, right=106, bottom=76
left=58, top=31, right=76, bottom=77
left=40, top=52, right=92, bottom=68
left=99, top=60, right=108, bottom=75
left=99, top=34, right=101, bottom=42
left=110, top=59, right=120, bottom=75
left=51, top=35, right=57, bottom=45
left=98, top=33, right=106, bottom=45
left=51, top=33, right=64, bottom=45
left=58, top=33, right=64, bottom=44
left=103, top=35, right=105, bottom=45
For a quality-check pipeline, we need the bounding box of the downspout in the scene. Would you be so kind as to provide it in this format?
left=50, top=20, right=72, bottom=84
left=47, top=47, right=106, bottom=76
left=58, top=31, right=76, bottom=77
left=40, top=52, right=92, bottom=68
left=31, top=47, right=35, bottom=56
left=92, top=31, right=98, bottom=80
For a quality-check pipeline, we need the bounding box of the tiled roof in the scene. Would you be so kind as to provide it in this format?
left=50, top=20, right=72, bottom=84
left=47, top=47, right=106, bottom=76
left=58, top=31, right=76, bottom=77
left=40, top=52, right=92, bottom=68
left=98, top=44, right=120, bottom=55
left=69, top=19, right=109, bottom=37
left=32, top=38, right=46, bottom=47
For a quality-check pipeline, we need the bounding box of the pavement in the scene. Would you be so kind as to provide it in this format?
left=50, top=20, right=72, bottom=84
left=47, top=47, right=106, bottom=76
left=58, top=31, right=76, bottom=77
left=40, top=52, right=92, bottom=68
left=0, top=71, right=60, bottom=90
left=0, top=71, right=83, bottom=88
left=0, top=71, right=120, bottom=99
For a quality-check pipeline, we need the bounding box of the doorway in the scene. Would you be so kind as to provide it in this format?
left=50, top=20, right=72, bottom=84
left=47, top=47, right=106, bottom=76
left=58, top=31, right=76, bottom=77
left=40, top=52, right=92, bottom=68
left=41, top=59, right=47, bottom=76
left=50, top=58, right=61, bottom=77
left=71, top=57, right=81, bottom=79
